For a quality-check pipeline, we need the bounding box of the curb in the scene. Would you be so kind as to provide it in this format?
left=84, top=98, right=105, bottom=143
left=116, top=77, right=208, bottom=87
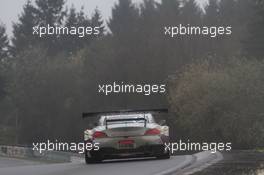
left=155, top=151, right=223, bottom=175
left=154, top=155, right=195, bottom=175
left=0, top=145, right=71, bottom=163
left=176, top=151, right=223, bottom=175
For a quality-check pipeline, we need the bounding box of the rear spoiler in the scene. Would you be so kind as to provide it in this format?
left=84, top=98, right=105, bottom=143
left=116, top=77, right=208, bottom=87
left=106, top=118, right=147, bottom=128
left=82, top=108, right=168, bottom=119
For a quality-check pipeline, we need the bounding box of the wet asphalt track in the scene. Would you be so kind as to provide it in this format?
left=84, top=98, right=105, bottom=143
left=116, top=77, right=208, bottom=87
left=0, top=155, right=189, bottom=175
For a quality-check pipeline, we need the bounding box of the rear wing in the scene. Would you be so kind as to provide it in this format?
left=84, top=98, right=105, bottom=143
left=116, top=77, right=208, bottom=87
left=82, top=108, right=168, bottom=118
left=106, top=118, right=147, bottom=128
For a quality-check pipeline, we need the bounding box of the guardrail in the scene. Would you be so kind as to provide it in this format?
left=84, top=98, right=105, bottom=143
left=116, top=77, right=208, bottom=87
left=0, top=145, right=71, bottom=162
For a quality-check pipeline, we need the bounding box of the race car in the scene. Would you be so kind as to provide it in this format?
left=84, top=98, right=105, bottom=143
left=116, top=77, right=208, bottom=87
left=83, top=109, right=170, bottom=163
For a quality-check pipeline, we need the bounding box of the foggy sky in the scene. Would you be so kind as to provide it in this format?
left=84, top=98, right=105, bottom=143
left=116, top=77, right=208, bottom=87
left=0, top=0, right=207, bottom=36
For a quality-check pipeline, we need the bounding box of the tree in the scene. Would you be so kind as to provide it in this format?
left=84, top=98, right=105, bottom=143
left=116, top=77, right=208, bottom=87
left=203, top=0, right=220, bottom=55
left=12, top=0, right=103, bottom=56
left=217, top=0, right=256, bottom=57
left=0, top=64, right=5, bottom=101
left=180, top=0, right=204, bottom=59
left=12, top=1, right=39, bottom=55
left=218, top=0, right=237, bottom=24
left=63, top=7, right=105, bottom=55
left=0, top=24, right=9, bottom=59
left=107, top=0, right=141, bottom=82
left=34, top=0, right=66, bottom=25
left=34, top=0, right=66, bottom=55
left=244, top=0, right=264, bottom=58
left=12, top=0, right=67, bottom=56
left=155, top=0, right=186, bottom=72
left=63, top=6, right=88, bottom=55
left=90, top=8, right=105, bottom=37
left=168, top=58, right=264, bottom=148
left=9, top=46, right=84, bottom=143
left=181, top=0, right=202, bottom=25
left=204, top=0, right=219, bottom=25
left=0, top=24, right=9, bottom=101
left=108, top=0, right=140, bottom=40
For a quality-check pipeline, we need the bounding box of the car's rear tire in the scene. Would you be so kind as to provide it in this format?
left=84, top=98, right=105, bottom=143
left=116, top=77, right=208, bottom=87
left=156, top=151, right=170, bottom=159
left=85, top=150, right=102, bottom=164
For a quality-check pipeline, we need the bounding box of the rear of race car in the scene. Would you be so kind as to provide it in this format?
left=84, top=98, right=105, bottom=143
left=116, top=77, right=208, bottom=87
left=84, top=116, right=170, bottom=163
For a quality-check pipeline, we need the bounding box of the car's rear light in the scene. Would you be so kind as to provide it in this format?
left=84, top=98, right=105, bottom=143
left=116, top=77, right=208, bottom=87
left=93, top=131, right=107, bottom=138
left=145, top=128, right=160, bottom=135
